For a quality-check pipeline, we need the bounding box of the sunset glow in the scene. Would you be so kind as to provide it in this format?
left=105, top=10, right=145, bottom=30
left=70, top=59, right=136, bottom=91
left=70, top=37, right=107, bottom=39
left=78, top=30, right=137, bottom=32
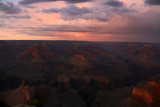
left=0, top=0, right=160, bottom=42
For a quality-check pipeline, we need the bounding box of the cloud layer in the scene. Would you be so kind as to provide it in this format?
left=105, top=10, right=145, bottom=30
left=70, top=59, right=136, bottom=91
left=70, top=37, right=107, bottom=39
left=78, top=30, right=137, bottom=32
left=19, top=0, right=92, bottom=5
left=0, top=0, right=160, bottom=42
left=103, top=0, right=124, bottom=7
left=0, top=15, right=31, bottom=19
left=0, top=1, right=22, bottom=14
left=41, top=4, right=109, bottom=21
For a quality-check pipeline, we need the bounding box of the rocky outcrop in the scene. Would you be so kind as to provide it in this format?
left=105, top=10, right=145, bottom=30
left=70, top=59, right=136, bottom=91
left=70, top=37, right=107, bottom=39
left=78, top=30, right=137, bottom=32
left=0, top=82, right=49, bottom=106
left=132, top=87, right=153, bottom=104
left=19, top=44, right=54, bottom=70
left=132, top=81, right=160, bottom=106
left=69, top=55, right=90, bottom=74
left=20, top=44, right=54, bottom=59
left=0, top=82, right=30, bottom=106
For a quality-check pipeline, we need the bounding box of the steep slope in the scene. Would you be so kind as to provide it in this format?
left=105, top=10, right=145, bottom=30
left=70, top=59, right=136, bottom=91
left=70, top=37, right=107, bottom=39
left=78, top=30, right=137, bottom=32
left=0, top=82, right=49, bottom=106
left=0, top=82, right=29, bottom=106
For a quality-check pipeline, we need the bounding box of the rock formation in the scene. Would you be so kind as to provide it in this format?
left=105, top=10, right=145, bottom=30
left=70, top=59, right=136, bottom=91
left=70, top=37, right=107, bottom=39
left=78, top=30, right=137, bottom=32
left=132, top=81, right=160, bottom=106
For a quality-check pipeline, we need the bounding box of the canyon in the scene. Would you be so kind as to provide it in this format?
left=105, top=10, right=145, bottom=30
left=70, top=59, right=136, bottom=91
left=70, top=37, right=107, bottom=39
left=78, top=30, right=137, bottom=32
left=0, top=41, right=160, bottom=107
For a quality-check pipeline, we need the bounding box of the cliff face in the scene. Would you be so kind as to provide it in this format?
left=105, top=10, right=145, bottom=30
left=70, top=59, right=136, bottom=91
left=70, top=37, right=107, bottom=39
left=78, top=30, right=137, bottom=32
left=0, top=82, right=49, bottom=106
left=21, top=81, right=49, bottom=101
left=54, top=75, right=109, bottom=92
left=28, top=86, right=49, bottom=100
left=19, top=44, right=54, bottom=70
left=69, top=55, right=90, bottom=74
left=0, top=82, right=29, bottom=106
left=132, top=87, right=153, bottom=104
left=20, top=44, right=54, bottom=59
left=132, top=81, right=160, bottom=106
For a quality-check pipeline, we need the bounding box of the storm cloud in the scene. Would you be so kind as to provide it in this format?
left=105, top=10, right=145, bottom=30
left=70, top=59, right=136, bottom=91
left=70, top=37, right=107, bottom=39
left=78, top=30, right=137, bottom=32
left=145, top=0, right=160, bottom=5
left=103, top=0, right=124, bottom=7
left=19, top=0, right=92, bottom=5
left=0, top=2, right=22, bottom=14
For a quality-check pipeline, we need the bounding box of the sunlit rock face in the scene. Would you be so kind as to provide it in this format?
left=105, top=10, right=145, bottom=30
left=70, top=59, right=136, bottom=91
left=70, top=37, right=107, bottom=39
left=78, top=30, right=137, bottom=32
left=132, top=81, right=160, bottom=106
left=132, top=87, right=153, bottom=104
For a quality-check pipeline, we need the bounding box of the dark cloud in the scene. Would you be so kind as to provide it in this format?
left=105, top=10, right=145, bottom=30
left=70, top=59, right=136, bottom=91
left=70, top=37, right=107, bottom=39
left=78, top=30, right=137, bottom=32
left=78, top=14, right=109, bottom=22
left=106, top=22, right=160, bottom=36
left=60, top=5, right=92, bottom=15
left=98, top=13, right=160, bottom=39
left=0, top=2, right=22, bottom=14
left=41, top=5, right=108, bottom=21
left=24, top=5, right=35, bottom=8
left=111, top=7, right=135, bottom=14
left=145, top=0, right=160, bottom=5
left=103, top=0, right=124, bottom=7
left=19, top=0, right=91, bottom=5
left=42, top=5, right=92, bottom=15
left=42, top=8, right=59, bottom=13
left=0, top=15, right=31, bottom=19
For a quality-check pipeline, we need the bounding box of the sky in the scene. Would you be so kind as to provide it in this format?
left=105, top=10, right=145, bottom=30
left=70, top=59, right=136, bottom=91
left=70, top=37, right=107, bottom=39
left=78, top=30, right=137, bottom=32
left=0, top=0, right=160, bottom=42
